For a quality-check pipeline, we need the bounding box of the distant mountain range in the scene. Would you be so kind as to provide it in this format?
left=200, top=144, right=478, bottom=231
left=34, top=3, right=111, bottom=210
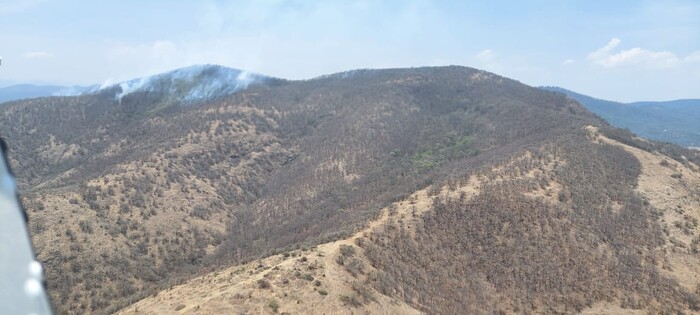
left=541, top=86, right=700, bottom=147
left=0, top=84, right=98, bottom=104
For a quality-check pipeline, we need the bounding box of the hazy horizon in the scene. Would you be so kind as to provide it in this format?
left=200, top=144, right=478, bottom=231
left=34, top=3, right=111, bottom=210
left=1, top=0, right=699, bottom=102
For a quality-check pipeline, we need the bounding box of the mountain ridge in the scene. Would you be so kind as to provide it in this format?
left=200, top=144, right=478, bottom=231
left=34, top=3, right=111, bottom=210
left=95, top=65, right=277, bottom=103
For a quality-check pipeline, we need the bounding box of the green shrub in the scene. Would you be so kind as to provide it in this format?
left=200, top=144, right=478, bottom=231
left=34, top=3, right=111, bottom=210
left=268, top=299, right=279, bottom=312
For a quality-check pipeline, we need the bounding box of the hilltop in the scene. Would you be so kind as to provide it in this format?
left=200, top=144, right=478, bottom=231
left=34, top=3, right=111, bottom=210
left=96, top=65, right=276, bottom=104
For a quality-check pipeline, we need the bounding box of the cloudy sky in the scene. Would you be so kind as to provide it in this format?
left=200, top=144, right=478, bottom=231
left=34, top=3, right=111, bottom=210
left=0, top=0, right=698, bottom=102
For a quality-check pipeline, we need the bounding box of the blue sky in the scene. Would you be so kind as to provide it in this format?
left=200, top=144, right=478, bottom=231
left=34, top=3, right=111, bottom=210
left=0, top=0, right=699, bottom=102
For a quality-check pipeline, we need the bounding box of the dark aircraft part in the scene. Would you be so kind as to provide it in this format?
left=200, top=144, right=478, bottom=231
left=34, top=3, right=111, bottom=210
left=0, top=139, right=53, bottom=314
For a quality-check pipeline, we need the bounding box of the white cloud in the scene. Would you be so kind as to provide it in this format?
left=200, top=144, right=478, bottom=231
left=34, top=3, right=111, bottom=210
left=587, top=38, right=683, bottom=69
left=587, top=38, right=621, bottom=63
left=22, top=51, right=53, bottom=59
left=562, top=59, right=574, bottom=65
left=685, top=51, right=700, bottom=63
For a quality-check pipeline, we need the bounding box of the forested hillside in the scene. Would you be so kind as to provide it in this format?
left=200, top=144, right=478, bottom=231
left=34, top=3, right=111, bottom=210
left=2, top=66, right=699, bottom=314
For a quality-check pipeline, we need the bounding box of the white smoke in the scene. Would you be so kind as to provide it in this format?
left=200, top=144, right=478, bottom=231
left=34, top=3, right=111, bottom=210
left=89, top=65, right=263, bottom=103
left=116, top=77, right=152, bottom=100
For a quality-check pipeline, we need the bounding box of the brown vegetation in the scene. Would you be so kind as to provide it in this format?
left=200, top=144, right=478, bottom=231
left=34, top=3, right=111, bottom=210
left=1, top=66, right=698, bottom=314
left=360, top=131, right=699, bottom=314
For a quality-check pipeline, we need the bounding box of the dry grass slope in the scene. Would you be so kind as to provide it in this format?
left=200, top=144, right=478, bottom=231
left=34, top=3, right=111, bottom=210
left=589, top=126, right=700, bottom=296
left=358, top=127, right=700, bottom=314
left=124, top=125, right=700, bottom=314
left=117, top=183, right=461, bottom=315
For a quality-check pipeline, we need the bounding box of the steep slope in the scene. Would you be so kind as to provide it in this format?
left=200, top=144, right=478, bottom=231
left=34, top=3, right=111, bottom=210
left=2, top=65, right=699, bottom=314
left=359, top=127, right=699, bottom=314
left=541, top=86, right=700, bottom=147
left=360, top=126, right=700, bottom=314
left=116, top=185, right=444, bottom=315
left=0, top=66, right=289, bottom=313
left=589, top=127, right=700, bottom=290
left=122, top=125, right=700, bottom=314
